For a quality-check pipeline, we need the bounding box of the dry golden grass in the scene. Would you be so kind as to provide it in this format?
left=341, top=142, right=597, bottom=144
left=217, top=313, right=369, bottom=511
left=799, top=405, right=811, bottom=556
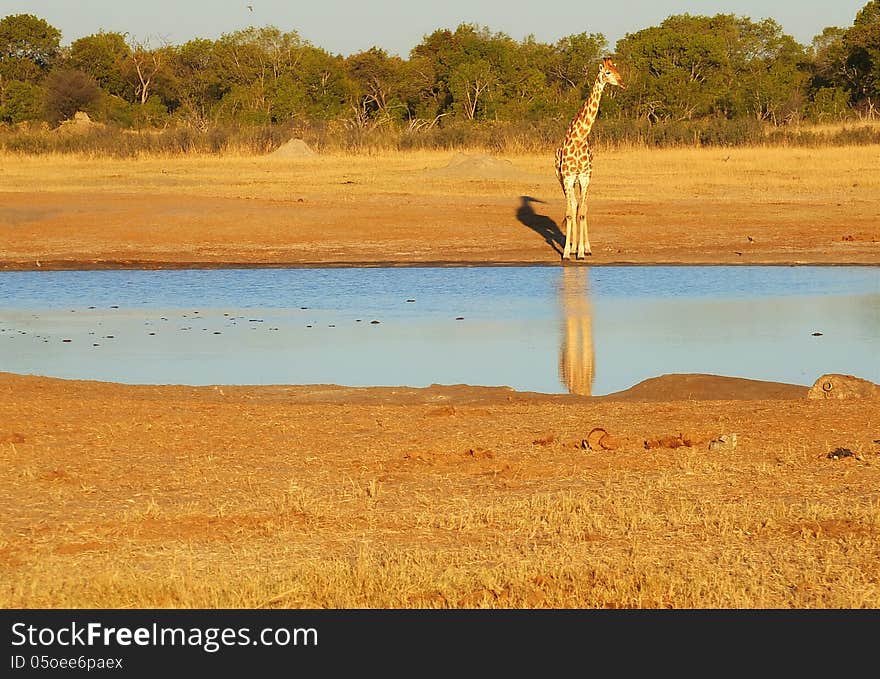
left=4, top=460, right=878, bottom=609
left=1, top=375, right=878, bottom=609
left=783, top=119, right=880, bottom=136
left=3, top=144, right=880, bottom=204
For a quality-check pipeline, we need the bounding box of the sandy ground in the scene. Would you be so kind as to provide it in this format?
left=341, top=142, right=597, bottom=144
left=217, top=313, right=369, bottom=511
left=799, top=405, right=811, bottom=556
left=0, top=149, right=878, bottom=268
left=1, top=188, right=877, bottom=268
left=1, top=371, right=879, bottom=608
left=1, top=149, right=878, bottom=608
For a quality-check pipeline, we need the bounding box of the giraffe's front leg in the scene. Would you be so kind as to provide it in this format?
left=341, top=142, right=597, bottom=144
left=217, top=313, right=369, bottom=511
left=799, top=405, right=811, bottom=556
left=576, top=175, right=592, bottom=259
left=576, top=209, right=591, bottom=259
left=562, top=212, right=572, bottom=259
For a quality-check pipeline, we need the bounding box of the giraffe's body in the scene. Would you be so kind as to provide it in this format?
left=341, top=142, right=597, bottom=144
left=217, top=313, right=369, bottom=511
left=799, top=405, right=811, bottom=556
left=554, top=58, right=625, bottom=259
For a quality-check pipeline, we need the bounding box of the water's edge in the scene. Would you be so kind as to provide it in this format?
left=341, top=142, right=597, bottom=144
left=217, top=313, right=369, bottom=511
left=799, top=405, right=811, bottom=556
left=3, top=260, right=878, bottom=272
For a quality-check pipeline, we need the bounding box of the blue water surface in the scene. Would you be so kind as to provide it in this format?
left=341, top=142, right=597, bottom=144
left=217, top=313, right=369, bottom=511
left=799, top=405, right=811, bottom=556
left=1, top=265, right=877, bottom=395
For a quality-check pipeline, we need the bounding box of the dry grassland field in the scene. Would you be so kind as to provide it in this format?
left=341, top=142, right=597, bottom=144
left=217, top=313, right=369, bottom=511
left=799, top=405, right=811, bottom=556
left=1, top=145, right=878, bottom=267
left=0, top=144, right=879, bottom=609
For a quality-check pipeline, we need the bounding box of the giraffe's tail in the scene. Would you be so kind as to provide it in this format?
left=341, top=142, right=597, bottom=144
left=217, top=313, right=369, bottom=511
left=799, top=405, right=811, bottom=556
left=554, top=148, right=564, bottom=185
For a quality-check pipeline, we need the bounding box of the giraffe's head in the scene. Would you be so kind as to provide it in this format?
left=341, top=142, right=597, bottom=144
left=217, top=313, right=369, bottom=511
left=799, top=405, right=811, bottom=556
left=598, top=57, right=625, bottom=89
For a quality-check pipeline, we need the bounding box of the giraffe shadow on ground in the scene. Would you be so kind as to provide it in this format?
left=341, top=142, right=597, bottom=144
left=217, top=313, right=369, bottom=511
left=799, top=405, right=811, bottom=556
left=516, top=196, right=564, bottom=256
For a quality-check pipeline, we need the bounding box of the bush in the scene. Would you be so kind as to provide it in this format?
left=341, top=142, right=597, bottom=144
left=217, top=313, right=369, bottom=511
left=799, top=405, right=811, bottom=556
left=697, top=118, right=763, bottom=146
left=806, top=87, right=852, bottom=122
left=0, top=80, right=43, bottom=123
left=96, top=93, right=134, bottom=127
left=130, top=95, right=169, bottom=129
left=1, top=115, right=877, bottom=156
left=42, top=69, right=101, bottom=125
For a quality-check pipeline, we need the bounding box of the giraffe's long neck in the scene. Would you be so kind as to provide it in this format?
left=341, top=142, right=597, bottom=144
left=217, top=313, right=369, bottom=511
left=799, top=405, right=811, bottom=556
left=566, top=76, right=606, bottom=142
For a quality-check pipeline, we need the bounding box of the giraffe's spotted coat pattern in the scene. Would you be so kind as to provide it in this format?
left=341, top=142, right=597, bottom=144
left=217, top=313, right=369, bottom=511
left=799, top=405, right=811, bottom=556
left=554, top=58, right=625, bottom=259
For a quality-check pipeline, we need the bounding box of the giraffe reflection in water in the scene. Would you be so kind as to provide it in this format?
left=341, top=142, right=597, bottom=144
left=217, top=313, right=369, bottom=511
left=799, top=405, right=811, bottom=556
left=558, top=267, right=595, bottom=396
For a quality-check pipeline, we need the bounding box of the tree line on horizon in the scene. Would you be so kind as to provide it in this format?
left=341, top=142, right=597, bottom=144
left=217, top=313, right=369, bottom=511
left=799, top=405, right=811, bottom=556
left=0, top=2, right=878, bottom=151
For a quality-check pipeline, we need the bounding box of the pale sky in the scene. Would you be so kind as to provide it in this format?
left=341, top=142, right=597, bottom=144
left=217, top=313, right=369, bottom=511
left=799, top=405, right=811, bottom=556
left=1, top=0, right=870, bottom=56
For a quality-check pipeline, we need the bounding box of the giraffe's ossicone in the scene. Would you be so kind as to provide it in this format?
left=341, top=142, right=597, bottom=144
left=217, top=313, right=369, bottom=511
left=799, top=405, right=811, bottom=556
left=554, top=57, right=625, bottom=260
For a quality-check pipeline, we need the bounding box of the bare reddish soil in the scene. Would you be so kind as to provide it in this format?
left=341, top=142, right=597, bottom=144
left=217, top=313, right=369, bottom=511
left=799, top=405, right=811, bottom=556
left=0, top=189, right=877, bottom=269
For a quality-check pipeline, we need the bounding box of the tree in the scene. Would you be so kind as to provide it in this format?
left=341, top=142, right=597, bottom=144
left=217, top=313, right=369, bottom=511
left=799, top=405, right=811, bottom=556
left=550, top=33, right=607, bottom=91
left=69, top=32, right=131, bottom=98
left=0, top=14, right=61, bottom=84
left=809, top=26, right=847, bottom=88
left=42, top=68, right=101, bottom=124
left=615, top=15, right=731, bottom=121
left=480, top=35, right=550, bottom=121
left=843, top=0, right=880, bottom=115
left=616, top=14, right=807, bottom=123
left=736, top=19, right=808, bottom=124
left=211, top=26, right=306, bottom=123
left=410, top=24, right=515, bottom=121
left=295, top=47, right=351, bottom=120
left=537, top=33, right=609, bottom=123
left=126, top=41, right=171, bottom=106
left=397, top=53, right=444, bottom=122
left=449, top=58, right=498, bottom=119
left=346, top=47, right=406, bottom=127
left=807, top=85, right=851, bottom=120
left=0, top=79, right=42, bottom=122
left=165, top=39, right=224, bottom=128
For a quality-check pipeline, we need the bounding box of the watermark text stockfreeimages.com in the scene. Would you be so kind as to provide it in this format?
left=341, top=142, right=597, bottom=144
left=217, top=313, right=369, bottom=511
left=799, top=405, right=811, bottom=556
left=10, top=620, right=318, bottom=654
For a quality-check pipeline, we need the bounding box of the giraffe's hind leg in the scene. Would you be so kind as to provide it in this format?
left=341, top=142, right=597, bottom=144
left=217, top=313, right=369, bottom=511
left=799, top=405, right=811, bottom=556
left=575, top=173, right=592, bottom=259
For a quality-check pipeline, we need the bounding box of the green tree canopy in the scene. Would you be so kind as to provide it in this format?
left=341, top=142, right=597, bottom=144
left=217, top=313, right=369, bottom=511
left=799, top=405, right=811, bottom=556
left=550, top=32, right=608, bottom=92
left=843, top=0, right=880, bottom=111
left=0, top=79, right=42, bottom=123
left=810, top=26, right=848, bottom=89
left=346, top=47, right=407, bottom=125
left=615, top=14, right=806, bottom=122
left=0, top=13, right=61, bottom=83
left=68, top=32, right=130, bottom=98
left=0, top=7, right=876, bottom=134
left=164, top=38, right=225, bottom=128
left=411, top=24, right=518, bottom=121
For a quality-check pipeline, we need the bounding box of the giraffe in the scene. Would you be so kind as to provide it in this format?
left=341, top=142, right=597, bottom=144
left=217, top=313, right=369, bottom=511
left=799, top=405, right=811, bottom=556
left=555, top=57, right=625, bottom=260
